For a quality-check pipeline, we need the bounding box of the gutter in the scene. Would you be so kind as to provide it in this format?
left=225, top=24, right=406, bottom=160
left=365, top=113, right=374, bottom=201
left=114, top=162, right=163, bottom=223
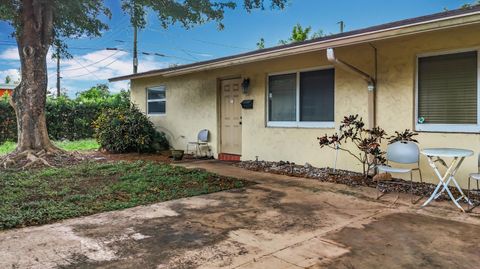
left=326, top=48, right=375, bottom=89
left=326, top=48, right=376, bottom=128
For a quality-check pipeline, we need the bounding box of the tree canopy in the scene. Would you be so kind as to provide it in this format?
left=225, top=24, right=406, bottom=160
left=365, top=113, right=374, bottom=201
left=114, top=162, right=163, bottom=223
left=279, top=23, right=324, bottom=45
left=0, top=0, right=287, bottom=53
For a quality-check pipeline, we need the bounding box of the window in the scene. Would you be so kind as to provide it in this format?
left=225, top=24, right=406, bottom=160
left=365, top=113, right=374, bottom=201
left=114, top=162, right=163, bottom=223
left=416, top=50, right=479, bottom=132
left=147, top=86, right=166, bottom=115
left=267, top=68, right=335, bottom=128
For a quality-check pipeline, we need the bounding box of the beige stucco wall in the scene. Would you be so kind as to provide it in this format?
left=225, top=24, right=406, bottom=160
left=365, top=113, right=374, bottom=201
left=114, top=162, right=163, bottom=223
left=131, top=24, right=480, bottom=187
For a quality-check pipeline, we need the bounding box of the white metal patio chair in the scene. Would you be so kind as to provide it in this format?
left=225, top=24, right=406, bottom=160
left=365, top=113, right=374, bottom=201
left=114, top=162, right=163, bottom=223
left=186, top=129, right=210, bottom=158
left=467, top=154, right=480, bottom=212
left=376, top=141, right=423, bottom=203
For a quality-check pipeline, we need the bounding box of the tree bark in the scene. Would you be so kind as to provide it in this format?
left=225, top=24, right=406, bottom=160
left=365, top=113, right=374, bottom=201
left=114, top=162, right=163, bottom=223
left=10, top=0, right=59, bottom=154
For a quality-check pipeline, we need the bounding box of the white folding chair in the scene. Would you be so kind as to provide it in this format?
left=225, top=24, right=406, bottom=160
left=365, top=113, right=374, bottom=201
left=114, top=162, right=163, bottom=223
left=467, top=154, right=480, bottom=212
left=186, top=129, right=209, bottom=158
left=376, top=141, right=423, bottom=203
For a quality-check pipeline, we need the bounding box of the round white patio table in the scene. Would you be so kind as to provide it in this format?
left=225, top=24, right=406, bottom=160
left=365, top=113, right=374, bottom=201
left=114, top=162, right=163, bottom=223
left=421, top=148, right=474, bottom=212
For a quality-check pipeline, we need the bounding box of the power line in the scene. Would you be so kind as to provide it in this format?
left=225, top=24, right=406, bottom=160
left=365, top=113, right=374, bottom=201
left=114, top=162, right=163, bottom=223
left=61, top=56, right=123, bottom=79
left=151, top=28, right=253, bottom=50
left=108, top=47, right=197, bottom=62
left=62, top=50, right=121, bottom=72
left=115, top=37, right=214, bottom=57
left=71, top=57, right=101, bottom=80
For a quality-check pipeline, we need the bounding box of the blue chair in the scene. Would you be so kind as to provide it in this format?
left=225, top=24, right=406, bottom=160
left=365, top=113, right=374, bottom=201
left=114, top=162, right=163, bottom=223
left=186, top=129, right=210, bottom=158
left=376, top=141, right=423, bottom=203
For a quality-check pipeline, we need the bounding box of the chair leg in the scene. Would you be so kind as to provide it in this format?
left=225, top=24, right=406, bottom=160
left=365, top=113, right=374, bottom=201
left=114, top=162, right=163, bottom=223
left=376, top=173, right=386, bottom=200
left=376, top=181, right=382, bottom=200
left=467, top=177, right=471, bottom=212
left=411, top=169, right=423, bottom=204
left=410, top=171, right=415, bottom=204
left=418, top=168, right=423, bottom=183
left=199, top=144, right=205, bottom=158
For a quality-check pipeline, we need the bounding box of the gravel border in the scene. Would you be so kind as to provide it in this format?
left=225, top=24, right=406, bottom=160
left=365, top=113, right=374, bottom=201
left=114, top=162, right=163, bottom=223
left=236, top=160, right=480, bottom=202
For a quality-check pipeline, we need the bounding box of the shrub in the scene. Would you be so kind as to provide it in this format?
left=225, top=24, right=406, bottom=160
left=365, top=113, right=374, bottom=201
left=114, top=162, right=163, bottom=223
left=93, top=105, right=169, bottom=153
left=388, top=129, right=418, bottom=144
left=0, top=95, right=17, bottom=144
left=318, top=115, right=387, bottom=178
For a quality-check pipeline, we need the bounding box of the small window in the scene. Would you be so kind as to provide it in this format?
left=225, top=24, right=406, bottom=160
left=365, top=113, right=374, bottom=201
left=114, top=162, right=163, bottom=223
left=416, top=50, right=479, bottom=132
left=267, top=68, right=335, bottom=128
left=147, top=86, right=166, bottom=115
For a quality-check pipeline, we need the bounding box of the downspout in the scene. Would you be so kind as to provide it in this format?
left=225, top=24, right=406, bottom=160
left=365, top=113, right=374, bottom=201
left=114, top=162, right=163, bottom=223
left=326, top=48, right=376, bottom=128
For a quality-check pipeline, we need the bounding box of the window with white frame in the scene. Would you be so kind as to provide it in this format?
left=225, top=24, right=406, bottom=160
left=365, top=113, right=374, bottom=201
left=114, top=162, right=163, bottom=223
left=147, top=86, right=166, bottom=115
left=416, top=50, right=479, bottom=132
left=267, top=68, right=335, bottom=128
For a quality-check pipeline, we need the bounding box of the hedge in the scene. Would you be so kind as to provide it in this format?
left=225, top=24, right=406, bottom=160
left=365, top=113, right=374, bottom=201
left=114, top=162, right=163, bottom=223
left=0, top=92, right=130, bottom=144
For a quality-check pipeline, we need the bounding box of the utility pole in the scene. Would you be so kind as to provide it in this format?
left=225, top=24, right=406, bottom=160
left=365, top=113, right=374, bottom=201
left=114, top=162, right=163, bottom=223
left=132, top=4, right=138, bottom=74
left=133, top=25, right=138, bottom=73
left=337, top=21, right=345, bottom=33
left=56, top=45, right=61, bottom=97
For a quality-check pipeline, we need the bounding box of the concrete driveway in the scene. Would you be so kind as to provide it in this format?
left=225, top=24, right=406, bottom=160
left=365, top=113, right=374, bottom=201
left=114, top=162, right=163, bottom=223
left=1, top=161, right=480, bottom=269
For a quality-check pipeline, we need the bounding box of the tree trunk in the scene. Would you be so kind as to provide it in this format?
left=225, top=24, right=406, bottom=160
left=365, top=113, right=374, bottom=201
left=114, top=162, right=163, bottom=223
left=10, top=0, right=59, bottom=155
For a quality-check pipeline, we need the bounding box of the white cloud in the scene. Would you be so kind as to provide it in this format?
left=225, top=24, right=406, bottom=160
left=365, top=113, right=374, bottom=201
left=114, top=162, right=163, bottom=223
left=109, top=81, right=130, bottom=93
left=0, top=47, right=171, bottom=94
left=0, top=47, right=19, bottom=60
left=0, top=69, right=20, bottom=84
left=60, top=50, right=168, bottom=82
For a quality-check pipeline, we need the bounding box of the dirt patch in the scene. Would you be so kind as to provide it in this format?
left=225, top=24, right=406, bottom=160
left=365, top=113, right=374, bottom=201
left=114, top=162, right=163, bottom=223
left=0, top=151, right=85, bottom=171
left=320, top=212, right=480, bottom=269
left=84, top=151, right=173, bottom=163
left=58, top=189, right=262, bottom=269
left=55, top=182, right=376, bottom=269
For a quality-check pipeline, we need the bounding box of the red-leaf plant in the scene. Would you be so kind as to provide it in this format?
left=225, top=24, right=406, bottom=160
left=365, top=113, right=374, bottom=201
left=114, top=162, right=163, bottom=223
left=318, top=115, right=387, bottom=178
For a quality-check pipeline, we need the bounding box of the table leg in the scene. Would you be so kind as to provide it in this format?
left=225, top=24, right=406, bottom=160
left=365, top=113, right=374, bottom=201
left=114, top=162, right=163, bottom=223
left=449, top=174, right=473, bottom=206
left=434, top=157, right=464, bottom=199
left=442, top=179, right=466, bottom=212
left=422, top=156, right=469, bottom=212
left=422, top=156, right=456, bottom=207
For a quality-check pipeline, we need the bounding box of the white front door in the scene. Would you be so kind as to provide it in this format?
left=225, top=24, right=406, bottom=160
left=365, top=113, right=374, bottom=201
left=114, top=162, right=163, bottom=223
left=220, top=78, right=242, bottom=155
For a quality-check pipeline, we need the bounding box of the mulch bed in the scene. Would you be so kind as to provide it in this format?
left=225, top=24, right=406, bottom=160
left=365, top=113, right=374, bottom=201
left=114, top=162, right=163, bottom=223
left=236, top=160, right=480, bottom=202
left=83, top=151, right=213, bottom=164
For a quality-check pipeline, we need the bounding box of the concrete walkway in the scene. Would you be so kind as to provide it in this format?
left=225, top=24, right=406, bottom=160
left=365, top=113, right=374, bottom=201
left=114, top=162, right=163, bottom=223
left=1, top=160, right=480, bottom=269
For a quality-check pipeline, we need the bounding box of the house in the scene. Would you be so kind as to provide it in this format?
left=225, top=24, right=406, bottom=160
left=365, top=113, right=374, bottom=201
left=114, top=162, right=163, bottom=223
left=110, top=6, right=480, bottom=186
left=0, top=83, right=15, bottom=96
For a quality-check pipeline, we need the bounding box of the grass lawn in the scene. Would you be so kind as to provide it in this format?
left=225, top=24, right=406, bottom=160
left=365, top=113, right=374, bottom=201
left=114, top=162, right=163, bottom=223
left=0, top=139, right=99, bottom=155
left=0, top=160, right=251, bottom=230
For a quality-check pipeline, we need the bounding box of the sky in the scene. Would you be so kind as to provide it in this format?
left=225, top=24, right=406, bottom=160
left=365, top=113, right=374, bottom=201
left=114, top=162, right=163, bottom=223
left=0, top=0, right=474, bottom=97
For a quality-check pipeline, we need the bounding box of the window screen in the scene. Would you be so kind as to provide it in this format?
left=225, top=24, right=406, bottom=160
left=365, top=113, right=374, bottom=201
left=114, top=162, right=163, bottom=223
left=268, top=73, right=296, bottom=121
left=300, top=69, right=335, bottom=121
left=147, top=86, right=166, bottom=114
left=418, top=51, right=478, bottom=124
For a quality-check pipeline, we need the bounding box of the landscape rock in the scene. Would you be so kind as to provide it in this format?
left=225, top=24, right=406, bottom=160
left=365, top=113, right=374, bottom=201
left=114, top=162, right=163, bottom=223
left=236, top=160, right=479, bottom=202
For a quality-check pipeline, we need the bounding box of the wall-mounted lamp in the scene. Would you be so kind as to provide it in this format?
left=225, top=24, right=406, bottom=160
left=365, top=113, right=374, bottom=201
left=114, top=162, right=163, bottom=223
left=241, top=78, right=250, bottom=94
